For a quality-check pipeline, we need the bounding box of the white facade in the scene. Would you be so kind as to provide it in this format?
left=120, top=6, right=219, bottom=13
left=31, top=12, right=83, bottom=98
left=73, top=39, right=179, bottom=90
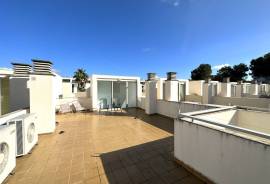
left=220, top=82, right=231, bottom=97
left=164, top=80, right=179, bottom=102
left=91, top=74, right=141, bottom=110
left=156, top=78, right=165, bottom=100
left=189, top=80, right=204, bottom=96
left=145, top=80, right=157, bottom=114
left=250, top=83, right=259, bottom=95
left=28, top=74, right=56, bottom=134
left=53, top=73, right=63, bottom=99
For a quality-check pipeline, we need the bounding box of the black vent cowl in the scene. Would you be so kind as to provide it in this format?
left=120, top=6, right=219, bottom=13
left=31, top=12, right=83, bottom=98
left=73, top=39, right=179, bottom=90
left=166, top=72, right=177, bottom=81
left=32, top=59, right=53, bottom=75
left=12, top=63, right=32, bottom=76
left=147, top=73, right=156, bottom=81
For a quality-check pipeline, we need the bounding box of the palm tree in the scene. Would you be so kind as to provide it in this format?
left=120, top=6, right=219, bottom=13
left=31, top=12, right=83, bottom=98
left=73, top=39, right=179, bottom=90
left=73, top=69, right=89, bottom=91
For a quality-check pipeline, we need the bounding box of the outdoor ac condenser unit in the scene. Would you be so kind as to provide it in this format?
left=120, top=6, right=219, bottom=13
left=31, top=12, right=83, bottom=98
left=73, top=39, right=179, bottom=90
left=0, top=124, right=16, bottom=184
left=8, top=114, right=38, bottom=157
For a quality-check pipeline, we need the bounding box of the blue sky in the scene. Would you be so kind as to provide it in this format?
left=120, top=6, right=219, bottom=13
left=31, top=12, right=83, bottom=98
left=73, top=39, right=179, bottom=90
left=0, top=0, right=270, bottom=79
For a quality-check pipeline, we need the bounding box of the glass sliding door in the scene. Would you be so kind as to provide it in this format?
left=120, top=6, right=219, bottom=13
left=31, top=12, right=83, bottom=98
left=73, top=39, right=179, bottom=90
left=113, top=81, right=127, bottom=108
left=97, top=80, right=137, bottom=110
left=97, top=81, right=112, bottom=109
left=128, top=82, right=137, bottom=107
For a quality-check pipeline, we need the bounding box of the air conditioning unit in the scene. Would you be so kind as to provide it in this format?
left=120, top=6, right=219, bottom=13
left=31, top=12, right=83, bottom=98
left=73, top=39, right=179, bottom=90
left=0, top=124, right=16, bottom=184
left=8, top=114, right=38, bottom=157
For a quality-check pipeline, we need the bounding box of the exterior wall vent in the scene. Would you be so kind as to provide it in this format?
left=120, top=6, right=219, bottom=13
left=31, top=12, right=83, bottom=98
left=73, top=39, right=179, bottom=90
left=12, top=63, right=32, bottom=76
left=166, top=72, right=177, bottom=81
left=32, top=59, right=53, bottom=75
left=147, top=73, right=156, bottom=81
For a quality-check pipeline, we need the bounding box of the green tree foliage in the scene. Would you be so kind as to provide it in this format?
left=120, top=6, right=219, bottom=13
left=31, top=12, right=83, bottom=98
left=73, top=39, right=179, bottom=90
left=231, top=63, right=249, bottom=82
left=213, top=63, right=248, bottom=82
left=191, top=64, right=212, bottom=80
left=213, top=66, right=233, bottom=81
left=73, top=69, right=89, bottom=91
left=250, top=53, right=270, bottom=81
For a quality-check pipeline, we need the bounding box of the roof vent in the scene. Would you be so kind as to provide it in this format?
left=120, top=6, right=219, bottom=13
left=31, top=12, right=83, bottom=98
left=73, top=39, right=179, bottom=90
left=12, top=63, right=32, bottom=76
left=166, top=72, right=177, bottom=81
left=223, top=77, right=230, bottom=83
left=32, top=59, right=53, bottom=75
left=147, top=73, right=156, bottom=81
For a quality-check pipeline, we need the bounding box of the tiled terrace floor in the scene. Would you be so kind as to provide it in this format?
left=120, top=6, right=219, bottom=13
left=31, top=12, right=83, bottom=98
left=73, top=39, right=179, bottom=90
left=5, top=108, right=204, bottom=184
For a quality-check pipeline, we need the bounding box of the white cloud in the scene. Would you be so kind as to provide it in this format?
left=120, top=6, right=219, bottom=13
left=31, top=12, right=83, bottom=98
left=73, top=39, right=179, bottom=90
left=212, top=64, right=230, bottom=70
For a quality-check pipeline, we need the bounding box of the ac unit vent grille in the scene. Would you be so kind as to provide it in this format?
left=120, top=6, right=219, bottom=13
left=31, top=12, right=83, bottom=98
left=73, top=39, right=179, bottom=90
left=16, top=121, right=23, bottom=156
left=0, top=142, right=9, bottom=174
left=27, top=123, right=35, bottom=143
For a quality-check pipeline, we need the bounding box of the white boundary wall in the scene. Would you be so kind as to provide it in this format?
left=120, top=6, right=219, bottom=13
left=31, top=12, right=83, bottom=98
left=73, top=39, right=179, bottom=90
left=138, top=97, right=145, bottom=110
left=174, top=119, right=270, bottom=184
left=189, top=80, right=204, bottom=96
left=156, top=100, right=218, bottom=118
left=185, top=95, right=202, bottom=103
left=213, top=96, right=270, bottom=109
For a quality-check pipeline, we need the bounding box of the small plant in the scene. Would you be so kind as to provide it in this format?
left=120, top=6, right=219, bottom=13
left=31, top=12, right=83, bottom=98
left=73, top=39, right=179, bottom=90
left=73, top=69, right=89, bottom=92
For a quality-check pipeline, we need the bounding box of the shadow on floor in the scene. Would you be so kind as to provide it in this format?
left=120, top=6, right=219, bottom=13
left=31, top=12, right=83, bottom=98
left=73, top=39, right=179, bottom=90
left=95, top=108, right=174, bottom=134
left=98, top=136, right=204, bottom=184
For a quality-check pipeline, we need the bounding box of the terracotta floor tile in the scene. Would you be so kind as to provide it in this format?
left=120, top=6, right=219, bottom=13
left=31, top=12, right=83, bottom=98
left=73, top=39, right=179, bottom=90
left=4, top=108, right=203, bottom=184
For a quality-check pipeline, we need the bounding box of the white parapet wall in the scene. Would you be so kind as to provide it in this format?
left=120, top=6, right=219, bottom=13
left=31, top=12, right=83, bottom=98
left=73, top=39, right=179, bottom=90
left=137, top=97, right=145, bottom=110
left=156, top=78, right=165, bottom=100
left=185, top=95, right=202, bottom=103
left=235, top=84, right=242, bottom=97
left=188, top=80, right=204, bottom=96
left=220, top=82, right=231, bottom=97
left=164, top=80, right=179, bottom=102
left=145, top=81, right=157, bottom=114
left=250, top=84, right=259, bottom=95
left=202, top=82, right=213, bottom=104
left=212, top=96, right=270, bottom=109
left=174, top=118, right=270, bottom=184
left=156, top=100, right=220, bottom=118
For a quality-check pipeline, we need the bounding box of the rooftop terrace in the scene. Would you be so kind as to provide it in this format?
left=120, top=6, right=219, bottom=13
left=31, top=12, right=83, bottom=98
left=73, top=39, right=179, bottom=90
left=4, top=108, right=203, bottom=184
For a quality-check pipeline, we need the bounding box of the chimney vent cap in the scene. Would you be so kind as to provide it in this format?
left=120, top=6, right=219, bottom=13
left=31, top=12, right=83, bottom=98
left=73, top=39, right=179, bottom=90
left=166, top=72, right=177, bottom=80
left=32, top=59, right=53, bottom=65
left=147, top=73, right=156, bottom=81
